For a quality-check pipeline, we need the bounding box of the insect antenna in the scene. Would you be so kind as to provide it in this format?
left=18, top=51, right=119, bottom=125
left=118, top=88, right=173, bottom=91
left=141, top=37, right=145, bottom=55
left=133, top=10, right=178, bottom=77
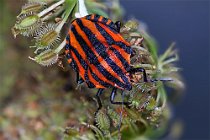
left=150, top=77, right=173, bottom=82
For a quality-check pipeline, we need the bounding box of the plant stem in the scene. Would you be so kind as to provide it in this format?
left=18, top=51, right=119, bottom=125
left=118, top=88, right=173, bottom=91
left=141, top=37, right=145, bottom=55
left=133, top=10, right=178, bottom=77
left=157, top=85, right=167, bottom=108
left=133, top=64, right=153, bottom=69
left=38, top=0, right=65, bottom=17
left=161, top=55, right=179, bottom=66
left=55, top=39, right=66, bottom=54
left=78, top=0, right=88, bottom=16
left=75, top=0, right=88, bottom=18
left=54, top=0, right=77, bottom=33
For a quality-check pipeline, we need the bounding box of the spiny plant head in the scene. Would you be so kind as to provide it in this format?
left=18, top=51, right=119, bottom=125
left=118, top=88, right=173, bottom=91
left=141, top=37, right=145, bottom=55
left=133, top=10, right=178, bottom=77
left=12, top=12, right=42, bottom=37
left=34, top=23, right=60, bottom=50
left=95, top=109, right=111, bottom=135
left=29, top=49, right=58, bottom=66
left=107, top=107, right=121, bottom=128
left=12, top=0, right=68, bottom=65
left=18, top=1, right=46, bottom=16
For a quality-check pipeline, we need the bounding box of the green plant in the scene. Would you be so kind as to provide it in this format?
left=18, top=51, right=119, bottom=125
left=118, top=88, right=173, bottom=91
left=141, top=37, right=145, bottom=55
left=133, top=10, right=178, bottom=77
left=11, top=0, right=184, bottom=139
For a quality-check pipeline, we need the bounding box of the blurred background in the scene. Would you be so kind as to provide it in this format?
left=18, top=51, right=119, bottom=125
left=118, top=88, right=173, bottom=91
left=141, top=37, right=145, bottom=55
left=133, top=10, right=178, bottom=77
left=121, top=0, right=210, bottom=139
left=0, top=0, right=209, bottom=140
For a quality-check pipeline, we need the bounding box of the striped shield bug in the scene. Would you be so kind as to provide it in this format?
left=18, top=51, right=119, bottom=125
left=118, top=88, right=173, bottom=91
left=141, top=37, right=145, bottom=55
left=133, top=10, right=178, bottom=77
left=65, top=14, right=150, bottom=110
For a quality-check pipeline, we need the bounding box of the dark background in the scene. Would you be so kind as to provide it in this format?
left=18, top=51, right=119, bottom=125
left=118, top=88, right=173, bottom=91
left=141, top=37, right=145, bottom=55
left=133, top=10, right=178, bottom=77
left=121, top=0, right=210, bottom=139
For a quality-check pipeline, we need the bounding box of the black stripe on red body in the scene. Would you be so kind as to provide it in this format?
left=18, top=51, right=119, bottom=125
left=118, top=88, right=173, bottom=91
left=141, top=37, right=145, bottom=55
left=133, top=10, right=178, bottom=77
left=66, top=42, right=96, bottom=88
left=71, top=24, right=127, bottom=89
left=65, top=14, right=132, bottom=90
left=85, top=14, right=117, bottom=31
left=75, top=18, right=132, bottom=90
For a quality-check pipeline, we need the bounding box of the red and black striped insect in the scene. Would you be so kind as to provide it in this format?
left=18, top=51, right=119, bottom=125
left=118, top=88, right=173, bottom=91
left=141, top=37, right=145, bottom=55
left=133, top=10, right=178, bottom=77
left=65, top=14, right=148, bottom=110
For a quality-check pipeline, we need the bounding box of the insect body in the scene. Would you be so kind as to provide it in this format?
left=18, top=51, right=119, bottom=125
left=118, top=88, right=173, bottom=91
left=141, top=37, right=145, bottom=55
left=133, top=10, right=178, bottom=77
left=65, top=14, right=148, bottom=110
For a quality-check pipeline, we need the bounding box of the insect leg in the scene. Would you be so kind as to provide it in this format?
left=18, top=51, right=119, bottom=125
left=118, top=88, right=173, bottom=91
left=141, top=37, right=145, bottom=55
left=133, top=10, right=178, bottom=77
left=110, top=88, right=129, bottom=106
left=96, top=89, right=104, bottom=111
left=129, top=67, right=173, bottom=82
left=129, top=67, right=148, bottom=82
left=76, top=72, right=84, bottom=85
left=115, top=21, right=121, bottom=32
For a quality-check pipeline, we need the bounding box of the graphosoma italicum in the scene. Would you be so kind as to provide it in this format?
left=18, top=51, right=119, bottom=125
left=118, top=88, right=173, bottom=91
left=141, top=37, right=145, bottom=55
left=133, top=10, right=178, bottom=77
left=65, top=14, right=149, bottom=110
